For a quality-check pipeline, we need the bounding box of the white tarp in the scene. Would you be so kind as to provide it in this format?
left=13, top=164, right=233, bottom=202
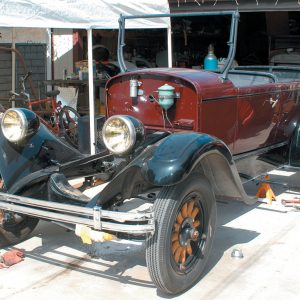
left=0, top=0, right=170, bottom=29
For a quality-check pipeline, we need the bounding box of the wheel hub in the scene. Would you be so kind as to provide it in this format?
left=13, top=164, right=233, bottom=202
left=179, top=218, right=198, bottom=246
left=171, top=199, right=202, bottom=266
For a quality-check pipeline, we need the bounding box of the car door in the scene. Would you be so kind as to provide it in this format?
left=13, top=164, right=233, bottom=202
left=234, top=84, right=281, bottom=154
left=275, top=82, right=300, bottom=142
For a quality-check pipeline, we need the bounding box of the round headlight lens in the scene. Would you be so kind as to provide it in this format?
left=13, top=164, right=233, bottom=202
left=102, top=115, right=144, bottom=155
left=1, top=109, right=28, bottom=142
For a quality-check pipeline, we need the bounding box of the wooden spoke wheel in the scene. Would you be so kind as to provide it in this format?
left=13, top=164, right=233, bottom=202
left=146, top=174, right=216, bottom=295
left=171, top=197, right=204, bottom=270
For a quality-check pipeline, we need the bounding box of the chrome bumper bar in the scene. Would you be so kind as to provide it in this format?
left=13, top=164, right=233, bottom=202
left=0, top=192, right=154, bottom=234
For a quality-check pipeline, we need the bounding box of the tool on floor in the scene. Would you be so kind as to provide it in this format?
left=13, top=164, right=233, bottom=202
left=281, top=199, right=300, bottom=207
left=231, top=248, right=244, bottom=259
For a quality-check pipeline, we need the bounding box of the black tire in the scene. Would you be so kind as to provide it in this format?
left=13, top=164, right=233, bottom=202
left=0, top=211, right=39, bottom=247
left=146, top=174, right=216, bottom=295
left=59, top=105, right=80, bottom=148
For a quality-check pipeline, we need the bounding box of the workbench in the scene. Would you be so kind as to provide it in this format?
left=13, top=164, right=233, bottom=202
left=44, top=79, right=107, bottom=115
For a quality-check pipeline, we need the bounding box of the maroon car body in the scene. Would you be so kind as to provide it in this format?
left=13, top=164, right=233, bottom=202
left=106, top=67, right=300, bottom=156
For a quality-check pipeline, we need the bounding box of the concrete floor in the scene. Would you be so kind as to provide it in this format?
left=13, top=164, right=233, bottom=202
left=1, top=169, right=300, bottom=300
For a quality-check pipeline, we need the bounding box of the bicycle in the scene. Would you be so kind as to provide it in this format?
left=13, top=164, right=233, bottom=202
left=9, top=72, right=80, bottom=148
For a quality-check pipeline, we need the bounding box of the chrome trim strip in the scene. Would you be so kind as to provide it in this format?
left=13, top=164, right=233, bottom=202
left=233, top=141, right=288, bottom=161
left=0, top=202, right=94, bottom=227
left=0, top=192, right=155, bottom=234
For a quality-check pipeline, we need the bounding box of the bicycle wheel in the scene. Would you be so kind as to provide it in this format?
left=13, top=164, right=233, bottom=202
left=59, top=106, right=80, bottom=148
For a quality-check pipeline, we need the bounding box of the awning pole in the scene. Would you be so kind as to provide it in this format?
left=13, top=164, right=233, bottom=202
left=87, top=28, right=96, bottom=155
left=167, top=26, right=172, bottom=68
left=46, top=29, right=52, bottom=89
left=11, top=28, right=16, bottom=108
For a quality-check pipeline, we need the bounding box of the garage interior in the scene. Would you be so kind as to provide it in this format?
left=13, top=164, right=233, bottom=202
left=74, top=11, right=300, bottom=69
left=0, top=10, right=299, bottom=110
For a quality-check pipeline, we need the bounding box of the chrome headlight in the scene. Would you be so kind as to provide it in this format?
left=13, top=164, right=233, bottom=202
left=1, top=108, right=40, bottom=143
left=102, top=115, right=145, bottom=155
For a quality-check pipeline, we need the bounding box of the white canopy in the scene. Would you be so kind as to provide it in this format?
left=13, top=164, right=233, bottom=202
left=0, top=0, right=170, bottom=29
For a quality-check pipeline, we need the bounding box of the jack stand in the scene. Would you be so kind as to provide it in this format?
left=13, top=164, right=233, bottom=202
left=256, top=175, right=276, bottom=204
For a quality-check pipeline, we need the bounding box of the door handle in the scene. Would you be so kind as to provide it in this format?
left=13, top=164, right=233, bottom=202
left=269, top=97, right=279, bottom=108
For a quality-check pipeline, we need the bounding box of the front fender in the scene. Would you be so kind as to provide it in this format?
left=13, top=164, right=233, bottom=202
left=141, top=132, right=255, bottom=204
left=0, top=122, right=83, bottom=191
left=92, top=132, right=237, bottom=207
left=89, top=132, right=256, bottom=207
left=141, top=132, right=233, bottom=186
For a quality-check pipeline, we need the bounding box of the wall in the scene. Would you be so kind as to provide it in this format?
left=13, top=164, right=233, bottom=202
left=0, top=28, right=49, bottom=104
left=0, top=28, right=48, bottom=43
left=53, top=29, right=73, bottom=79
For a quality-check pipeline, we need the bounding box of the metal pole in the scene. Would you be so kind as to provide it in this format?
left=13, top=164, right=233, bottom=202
left=87, top=28, right=96, bottom=155
left=220, top=11, right=239, bottom=81
left=117, top=15, right=127, bottom=73
left=11, top=28, right=16, bottom=108
left=167, top=26, right=172, bottom=68
left=46, top=28, right=52, bottom=93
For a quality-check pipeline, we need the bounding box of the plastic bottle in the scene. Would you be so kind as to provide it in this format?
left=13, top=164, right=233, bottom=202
left=204, top=44, right=218, bottom=71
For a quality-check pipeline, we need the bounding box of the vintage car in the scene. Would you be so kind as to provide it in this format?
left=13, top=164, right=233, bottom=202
left=1, top=11, right=300, bottom=294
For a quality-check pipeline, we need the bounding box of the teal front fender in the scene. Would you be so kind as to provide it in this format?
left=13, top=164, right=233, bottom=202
left=141, top=132, right=233, bottom=186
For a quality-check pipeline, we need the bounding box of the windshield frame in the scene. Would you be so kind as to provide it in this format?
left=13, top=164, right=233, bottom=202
left=117, top=10, right=239, bottom=80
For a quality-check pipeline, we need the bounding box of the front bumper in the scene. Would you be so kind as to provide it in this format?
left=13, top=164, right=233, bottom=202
left=0, top=192, right=155, bottom=235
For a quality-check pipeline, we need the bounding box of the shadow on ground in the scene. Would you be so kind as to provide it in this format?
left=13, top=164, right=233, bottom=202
left=2, top=199, right=263, bottom=298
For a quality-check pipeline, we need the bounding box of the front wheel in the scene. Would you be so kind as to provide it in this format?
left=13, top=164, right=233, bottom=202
left=59, top=106, right=80, bottom=148
left=0, top=210, right=39, bottom=247
left=146, top=174, right=216, bottom=294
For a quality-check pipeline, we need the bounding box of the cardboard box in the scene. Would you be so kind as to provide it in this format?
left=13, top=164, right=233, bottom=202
left=75, top=60, right=96, bottom=75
